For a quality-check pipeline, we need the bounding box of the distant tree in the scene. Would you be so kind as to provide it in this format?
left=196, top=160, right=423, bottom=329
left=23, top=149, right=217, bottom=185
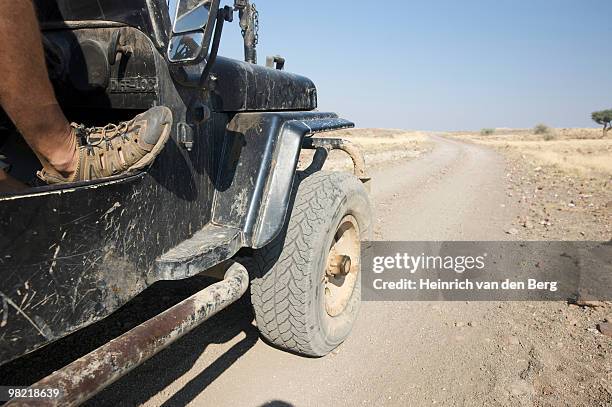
left=533, top=123, right=550, bottom=135
left=480, top=128, right=495, bottom=136
left=591, top=109, right=612, bottom=137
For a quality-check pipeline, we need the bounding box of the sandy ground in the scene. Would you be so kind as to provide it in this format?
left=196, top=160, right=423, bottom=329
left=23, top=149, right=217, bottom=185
left=449, top=128, right=611, bottom=241
left=2, top=129, right=611, bottom=406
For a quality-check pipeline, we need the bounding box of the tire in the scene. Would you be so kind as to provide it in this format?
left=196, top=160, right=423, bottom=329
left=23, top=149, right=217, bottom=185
left=247, top=170, right=372, bottom=357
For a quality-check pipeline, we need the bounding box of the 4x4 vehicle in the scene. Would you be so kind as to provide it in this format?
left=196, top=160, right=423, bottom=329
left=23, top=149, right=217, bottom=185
left=0, top=1, right=372, bottom=404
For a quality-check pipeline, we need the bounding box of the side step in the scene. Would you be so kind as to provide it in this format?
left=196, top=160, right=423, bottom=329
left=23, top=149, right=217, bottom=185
left=7, top=263, right=249, bottom=407
left=156, top=224, right=243, bottom=279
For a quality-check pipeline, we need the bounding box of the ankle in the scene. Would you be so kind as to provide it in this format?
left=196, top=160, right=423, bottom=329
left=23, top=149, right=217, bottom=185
left=45, top=125, right=78, bottom=177
left=49, top=149, right=77, bottom=177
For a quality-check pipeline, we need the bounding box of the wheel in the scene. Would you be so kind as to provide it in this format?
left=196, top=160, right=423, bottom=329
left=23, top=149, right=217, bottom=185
left=247, top=170, right=372, bottom=357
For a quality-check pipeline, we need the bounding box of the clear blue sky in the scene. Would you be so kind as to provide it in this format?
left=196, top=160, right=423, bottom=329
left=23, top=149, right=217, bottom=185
left=219, top=0, right=612, bottom=131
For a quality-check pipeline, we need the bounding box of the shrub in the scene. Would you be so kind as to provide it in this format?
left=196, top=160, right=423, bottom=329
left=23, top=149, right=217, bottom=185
left=534, top=123, right=550, bottom=135
left=543, top=132, right=556, bottom=141
left=591, top=109, right=612, bottom=137
left=480, top=128, right=495, bottom=136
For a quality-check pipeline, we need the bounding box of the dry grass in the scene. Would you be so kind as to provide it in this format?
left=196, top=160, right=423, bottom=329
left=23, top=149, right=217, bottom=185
left=453, top=127, right=611, bottom=241
left=329, top=128, right=430, bottom=151
left=452, top=128, right=612, bottom=177
left=299, top=128, right=433, bottom=172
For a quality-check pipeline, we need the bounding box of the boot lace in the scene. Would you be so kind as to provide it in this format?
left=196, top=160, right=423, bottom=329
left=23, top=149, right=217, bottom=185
left=73, top=120, right=136, bottom=156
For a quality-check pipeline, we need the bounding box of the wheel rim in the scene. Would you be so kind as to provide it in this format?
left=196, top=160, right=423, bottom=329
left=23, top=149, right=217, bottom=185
left=324, top=215, right=360, bottom=317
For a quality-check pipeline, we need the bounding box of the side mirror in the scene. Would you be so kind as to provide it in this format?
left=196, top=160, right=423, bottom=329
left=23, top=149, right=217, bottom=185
left=167, top=0, right=221, bottom=64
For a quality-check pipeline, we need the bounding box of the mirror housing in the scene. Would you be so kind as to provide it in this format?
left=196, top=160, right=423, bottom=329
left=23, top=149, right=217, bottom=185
left=167, top=0, right=220, bottom=64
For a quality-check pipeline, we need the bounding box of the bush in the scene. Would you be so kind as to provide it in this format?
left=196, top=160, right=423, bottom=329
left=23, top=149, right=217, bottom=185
left=591, top=109, right=612, bottom=137
left=480, top=128, right=495, bottom=136
left=533, top=123, right=550, bottom=135
left=543, top=132, right=556, bottom=141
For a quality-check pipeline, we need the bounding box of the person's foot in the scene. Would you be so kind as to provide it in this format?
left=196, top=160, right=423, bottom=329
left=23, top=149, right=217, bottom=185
left=37, top=106, right=173, bottom=184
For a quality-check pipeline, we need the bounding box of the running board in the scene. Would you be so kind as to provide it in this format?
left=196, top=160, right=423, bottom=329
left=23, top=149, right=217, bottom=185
left=156, top=224, right=242, bottom=279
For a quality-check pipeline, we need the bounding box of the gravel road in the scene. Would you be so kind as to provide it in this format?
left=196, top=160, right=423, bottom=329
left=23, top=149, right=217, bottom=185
left=4, top=136, right=609, bottom=406
left=92, top=136, right=523, bottom=406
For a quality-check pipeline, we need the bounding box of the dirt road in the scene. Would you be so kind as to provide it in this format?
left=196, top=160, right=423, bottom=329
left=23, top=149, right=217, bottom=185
left=372, top=135, right=512, bottom=241
left=6, top=135, right=608, bottom=406
left=88, top=135, right=599, bottom=407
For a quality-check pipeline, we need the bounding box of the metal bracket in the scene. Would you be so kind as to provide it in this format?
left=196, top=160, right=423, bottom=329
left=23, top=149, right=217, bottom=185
left=302, top=137, right=371, bottom=190
left=266, top=55, right=285, bottom=70
left=177, top=122, right=194, bottom=151
left=108, top=30, right=133, bottom=65
left=234, top=0, right=258, bottom=63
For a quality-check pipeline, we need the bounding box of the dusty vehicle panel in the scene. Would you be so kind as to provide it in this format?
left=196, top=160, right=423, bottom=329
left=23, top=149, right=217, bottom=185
left=0, top=0, right=369, bottom=403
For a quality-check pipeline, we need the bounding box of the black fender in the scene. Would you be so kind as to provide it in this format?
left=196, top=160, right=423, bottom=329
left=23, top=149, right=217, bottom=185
left=212, top=111, right=354, bottom=249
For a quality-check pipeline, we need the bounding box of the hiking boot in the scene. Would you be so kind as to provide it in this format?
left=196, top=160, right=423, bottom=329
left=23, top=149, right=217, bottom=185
left=38, top=106, right=172, bottom=184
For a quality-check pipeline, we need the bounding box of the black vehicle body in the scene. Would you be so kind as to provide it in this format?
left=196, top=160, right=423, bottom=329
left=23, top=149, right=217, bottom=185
left=0, top=0, right=354, bottom=366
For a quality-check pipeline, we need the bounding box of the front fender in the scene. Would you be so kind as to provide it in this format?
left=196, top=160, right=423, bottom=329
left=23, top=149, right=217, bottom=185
left=211, top=112, right=354, bottom=249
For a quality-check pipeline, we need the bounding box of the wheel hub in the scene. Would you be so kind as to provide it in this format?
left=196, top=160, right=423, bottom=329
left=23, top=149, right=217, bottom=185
left=324, top=215, right=360, bottom=317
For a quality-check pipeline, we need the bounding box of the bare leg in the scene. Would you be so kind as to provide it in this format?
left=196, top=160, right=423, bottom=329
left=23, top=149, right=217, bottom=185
left=0, top=1, right=172, bottom=186
left=0, top=0, right=76, bottom=177
left=0, top=169, right=27, bottom=192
